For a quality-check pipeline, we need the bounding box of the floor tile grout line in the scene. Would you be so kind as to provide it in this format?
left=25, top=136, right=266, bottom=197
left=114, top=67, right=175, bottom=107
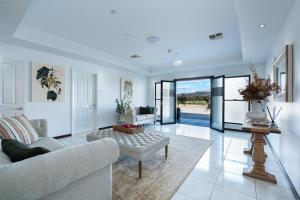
left=208, top=133, right=233, bottom=200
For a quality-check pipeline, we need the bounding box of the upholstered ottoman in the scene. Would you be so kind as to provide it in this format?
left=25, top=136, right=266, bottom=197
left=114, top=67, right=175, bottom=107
left=87, top=129, right=170, bottom=178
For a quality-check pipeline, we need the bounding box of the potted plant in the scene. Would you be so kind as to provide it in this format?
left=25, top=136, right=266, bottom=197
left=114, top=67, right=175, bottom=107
left=239, top=65, right=280, bottom=123
left=115, top=98, right=129, bottom=124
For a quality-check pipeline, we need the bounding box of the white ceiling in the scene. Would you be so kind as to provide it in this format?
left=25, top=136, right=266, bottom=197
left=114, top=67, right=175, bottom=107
left=0, top=0, right=296, bottom=75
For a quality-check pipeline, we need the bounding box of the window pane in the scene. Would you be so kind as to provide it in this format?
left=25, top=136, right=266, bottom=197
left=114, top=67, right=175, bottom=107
left=162, top=82, right=175, bottom=123
left=225, top=77, right=249, bottom=100
left=155, top=100, right=161, bottom=118
left=155, top=83, right=161, bottom=99
left=225, top=101, right=249, bottom=124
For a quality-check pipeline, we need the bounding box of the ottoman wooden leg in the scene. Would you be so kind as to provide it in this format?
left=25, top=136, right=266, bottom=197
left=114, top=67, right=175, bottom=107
left=165, top=145, right=168, bottom=159
left=138, top=161, right=142, bottom=179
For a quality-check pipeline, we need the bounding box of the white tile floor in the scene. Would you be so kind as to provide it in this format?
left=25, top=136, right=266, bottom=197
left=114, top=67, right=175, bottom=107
left=59, top=124, right=296, bottom=200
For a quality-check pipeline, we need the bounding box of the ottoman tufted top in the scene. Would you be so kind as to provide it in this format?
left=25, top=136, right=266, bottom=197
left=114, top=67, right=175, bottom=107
left=87, top=129, right=170, bottom=155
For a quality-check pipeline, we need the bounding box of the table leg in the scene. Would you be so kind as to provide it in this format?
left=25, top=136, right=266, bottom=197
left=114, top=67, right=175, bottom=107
left=138, top=161, right=142, bottom=179
left=244, top=133, right=254, bottom=155
left=243, top=133, right=277, bottom=184
left=244, top=133, right=268, bottom=157
left=165, top=145, right=168, bottom=159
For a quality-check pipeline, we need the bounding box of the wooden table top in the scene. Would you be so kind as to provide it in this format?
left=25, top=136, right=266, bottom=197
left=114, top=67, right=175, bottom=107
left=242, top=123, right=281, bottom=134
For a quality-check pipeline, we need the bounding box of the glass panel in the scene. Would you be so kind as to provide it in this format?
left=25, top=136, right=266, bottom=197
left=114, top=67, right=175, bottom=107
left=162, top=82, right=175, bottom=124
left=225, top=77, right=249, bottom=100
left=211, top=76, right=224, bottom=132
left=155, top=83, right=161, bottom=99
left=155, top=100, right=161, bottom=118
left=225, top=101, right=249, bottom=124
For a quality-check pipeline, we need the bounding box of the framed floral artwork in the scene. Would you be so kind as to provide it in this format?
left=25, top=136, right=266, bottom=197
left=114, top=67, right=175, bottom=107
left=32, top=62, right=65, bottom=102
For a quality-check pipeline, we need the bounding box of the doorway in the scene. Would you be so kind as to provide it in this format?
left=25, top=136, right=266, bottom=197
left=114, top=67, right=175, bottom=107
left=154, top=75, right=226, bottom=133
left=72, top=69, right=97, bottom=135
left=175, top=78, right=211, bottom=127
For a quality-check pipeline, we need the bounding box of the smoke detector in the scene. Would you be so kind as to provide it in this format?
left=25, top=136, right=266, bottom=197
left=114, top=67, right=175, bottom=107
left=146, top=36, right=160, bottom=44
left=209, top=33, right=223, bottom=41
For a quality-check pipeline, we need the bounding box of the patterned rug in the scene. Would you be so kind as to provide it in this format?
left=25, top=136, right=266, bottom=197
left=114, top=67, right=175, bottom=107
left=112, top=131, right=212, bottom=200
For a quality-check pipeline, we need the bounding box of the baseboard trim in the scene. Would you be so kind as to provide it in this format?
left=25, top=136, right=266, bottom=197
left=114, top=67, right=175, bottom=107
left=53, top=134, right=72, bottom=139
left=265, top=137, right=300, bottom=200
left=98, top=126, right=113, bottom=130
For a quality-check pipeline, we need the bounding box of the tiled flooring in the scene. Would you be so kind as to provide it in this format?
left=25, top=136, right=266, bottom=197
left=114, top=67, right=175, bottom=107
left=59, top=124, right=296, bottom=200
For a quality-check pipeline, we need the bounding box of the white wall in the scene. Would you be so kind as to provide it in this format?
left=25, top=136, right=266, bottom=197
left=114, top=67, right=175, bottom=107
left=265, top=0, right=300, bottom=194
left=148, top=63, right=265, bottom=105
left=0, top=42, right=148, bottom=137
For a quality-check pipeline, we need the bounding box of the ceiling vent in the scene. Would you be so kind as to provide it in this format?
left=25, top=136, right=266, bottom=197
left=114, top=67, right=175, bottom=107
left=209, top=33, right=224, bottom=41
left=130, top=54, right=141, bottom=58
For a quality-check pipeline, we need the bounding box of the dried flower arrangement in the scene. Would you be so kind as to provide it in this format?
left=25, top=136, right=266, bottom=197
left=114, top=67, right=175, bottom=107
left=239, top=65, right=280, bottom=102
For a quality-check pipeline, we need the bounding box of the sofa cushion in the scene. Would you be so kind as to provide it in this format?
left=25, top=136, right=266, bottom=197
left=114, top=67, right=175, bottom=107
left=1, top=139, right=50, bottom=162
left=139, top=106, right=154, bottom=114
left=136, top=115, right=147, bottom=121
left=0, top=115, right=40, bottom=145
left=29, top=137, right=65, bottom=152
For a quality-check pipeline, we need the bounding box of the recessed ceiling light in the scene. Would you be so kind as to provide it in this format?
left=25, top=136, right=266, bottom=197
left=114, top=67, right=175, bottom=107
left=173, top=60, right=183, bottom=66
left=258, top=24, right=266, bottom=28
left=146, top=36, right=160, bottom=44
left=110, top=9, right=117, bottom=15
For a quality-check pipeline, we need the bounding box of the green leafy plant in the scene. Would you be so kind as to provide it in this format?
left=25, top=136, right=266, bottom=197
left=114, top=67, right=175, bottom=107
left=115, top=98, right=129, bottom=114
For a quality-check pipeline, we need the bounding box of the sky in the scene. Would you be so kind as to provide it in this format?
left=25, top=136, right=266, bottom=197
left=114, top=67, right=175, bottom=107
left=176, top=79, right=211, bottom=94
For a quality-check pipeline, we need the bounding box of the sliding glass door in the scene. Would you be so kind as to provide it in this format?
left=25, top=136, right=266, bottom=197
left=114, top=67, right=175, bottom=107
left=161, top=81, right=176, bottom=124
left=210, top=76, right=225, bottom=132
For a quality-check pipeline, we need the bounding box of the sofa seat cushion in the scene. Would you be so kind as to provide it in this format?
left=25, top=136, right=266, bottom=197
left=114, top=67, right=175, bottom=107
left=29, top=137, right=64, bottom=152
left=146, top=114, right=155, bottom=119
left=136, top=115, right=147, bottom=121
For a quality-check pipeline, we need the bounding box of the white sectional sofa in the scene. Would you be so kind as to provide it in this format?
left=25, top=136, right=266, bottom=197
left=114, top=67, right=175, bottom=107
left=0, top=119, right=119, bottom=200
left=125, top=107, right=157, bottom=125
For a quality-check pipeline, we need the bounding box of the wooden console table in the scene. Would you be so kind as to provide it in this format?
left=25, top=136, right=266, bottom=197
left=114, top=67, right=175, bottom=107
left=242, top=123, right=281, bottom=184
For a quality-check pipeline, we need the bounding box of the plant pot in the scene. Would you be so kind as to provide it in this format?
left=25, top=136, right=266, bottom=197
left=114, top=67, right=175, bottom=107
left=245, top=101, right=267, bottom=122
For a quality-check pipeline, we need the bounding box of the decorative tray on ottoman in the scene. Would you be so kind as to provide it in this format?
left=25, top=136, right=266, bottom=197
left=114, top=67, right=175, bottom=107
left=112, top=124, right=144, bottom=134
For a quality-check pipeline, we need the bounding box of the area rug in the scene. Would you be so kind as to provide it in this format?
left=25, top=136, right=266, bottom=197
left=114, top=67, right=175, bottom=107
left=112, top=131, right=212, bottom=200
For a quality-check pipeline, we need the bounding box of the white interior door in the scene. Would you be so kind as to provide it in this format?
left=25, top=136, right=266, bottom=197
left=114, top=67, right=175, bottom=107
left=72, top=70, right=97, bottom=135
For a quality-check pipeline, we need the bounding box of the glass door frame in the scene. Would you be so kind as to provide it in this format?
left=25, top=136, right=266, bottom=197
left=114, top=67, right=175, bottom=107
left=210, top=75, right=225, bottom=132
left=160, top=80, right=177, bottom=125
left=224, top=75, right=250, bottom=126
left=154, top=82, right=161, bottom=122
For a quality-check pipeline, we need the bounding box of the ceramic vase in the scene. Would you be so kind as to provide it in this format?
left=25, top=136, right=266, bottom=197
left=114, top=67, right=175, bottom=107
left=245, top=101, right=267, bottom=122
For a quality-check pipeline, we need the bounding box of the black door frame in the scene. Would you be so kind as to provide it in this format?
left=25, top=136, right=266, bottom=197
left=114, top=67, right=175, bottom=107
left=160, top=80, right=177, bottom=125
left=154, top=82, right=162, bottom=122
left=210, top=75, right=225, bottom=132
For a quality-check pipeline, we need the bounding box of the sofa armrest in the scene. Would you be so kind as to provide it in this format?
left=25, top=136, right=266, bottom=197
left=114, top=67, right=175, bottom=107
left=30, top=119, right=48, bottom=137
left=0, top=138, right=119, bottom=200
